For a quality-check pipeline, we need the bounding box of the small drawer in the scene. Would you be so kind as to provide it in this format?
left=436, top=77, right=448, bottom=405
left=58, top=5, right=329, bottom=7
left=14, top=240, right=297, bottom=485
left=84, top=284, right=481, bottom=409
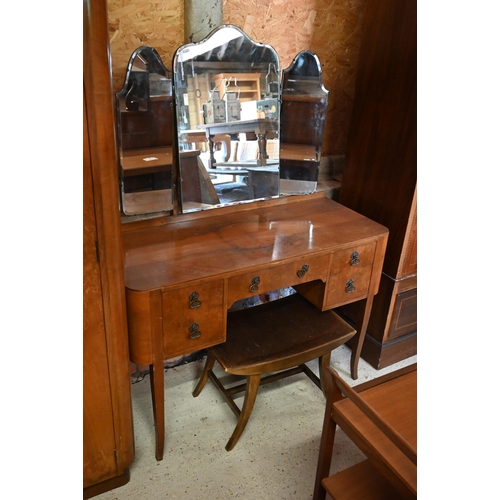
left=326, top=242, right=376, bottom=307
left=329, top=242, right=377, bottom=274
left=162, top=280, right=225, bottom=358
left=227, top=254, right=329, bottom=306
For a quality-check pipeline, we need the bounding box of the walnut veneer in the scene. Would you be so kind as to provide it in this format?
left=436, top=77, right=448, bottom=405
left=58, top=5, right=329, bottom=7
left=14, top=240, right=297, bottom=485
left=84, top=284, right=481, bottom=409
left=122, top=192, right=388, bottom=460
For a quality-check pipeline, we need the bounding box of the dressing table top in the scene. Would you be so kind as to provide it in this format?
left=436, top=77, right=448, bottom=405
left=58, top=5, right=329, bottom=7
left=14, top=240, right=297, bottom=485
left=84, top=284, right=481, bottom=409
left=122, top=194, right=388, bottom=292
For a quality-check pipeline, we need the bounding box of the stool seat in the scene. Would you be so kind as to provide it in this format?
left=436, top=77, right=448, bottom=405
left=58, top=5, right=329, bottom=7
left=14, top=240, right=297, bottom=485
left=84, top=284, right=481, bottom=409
left=193, top=292, right=356, bottom=451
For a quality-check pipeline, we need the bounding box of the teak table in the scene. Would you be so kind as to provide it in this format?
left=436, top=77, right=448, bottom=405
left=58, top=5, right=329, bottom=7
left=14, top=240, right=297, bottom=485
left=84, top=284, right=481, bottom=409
left=122, top=193, right=388, bottom=460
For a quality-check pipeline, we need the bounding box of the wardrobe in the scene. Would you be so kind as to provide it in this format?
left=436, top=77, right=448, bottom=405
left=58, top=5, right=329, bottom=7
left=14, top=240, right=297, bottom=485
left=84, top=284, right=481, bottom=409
left=83, top=0, right=135, bottom=496
left=338, top=0, right=417, bottom=368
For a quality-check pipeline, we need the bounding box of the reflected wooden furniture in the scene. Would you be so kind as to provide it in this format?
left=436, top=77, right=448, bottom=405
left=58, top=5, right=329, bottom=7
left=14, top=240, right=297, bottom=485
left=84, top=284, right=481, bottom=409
left=313, top=364, right=417, bottom=500
left=197, top=117, right=279, bottom=167
left=178, top=130, right=232, bottom=162
left=212, top=72, right=261, bottom=102
left=116, top=57, right=174, bottom=215
left=84, top=0, right=134, bottom=496
left=192, top=293, right=356, bottom=450
left=122, top=193, right=388, bottom=460
left=280, top=94, right=328, bottom=186
left=178, top=150, right=220, bottom=208
left=338, top=0, right=417, bottom=368
left=120, top=146, right=173, bottom=213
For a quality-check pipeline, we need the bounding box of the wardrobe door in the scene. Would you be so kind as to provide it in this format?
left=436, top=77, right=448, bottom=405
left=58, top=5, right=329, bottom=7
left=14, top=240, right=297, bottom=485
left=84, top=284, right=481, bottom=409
left=83, top=109, right=120, bottom=487
left=84, top=0, right=135, bottom=496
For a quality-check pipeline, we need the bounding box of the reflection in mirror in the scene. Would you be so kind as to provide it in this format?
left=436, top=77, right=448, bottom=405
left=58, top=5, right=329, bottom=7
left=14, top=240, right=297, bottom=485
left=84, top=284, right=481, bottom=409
left=173, top=25, right=281, bottom=213
left=280, top=50, right=329, bottom=195
left=115, top=46, right=174, bottom=217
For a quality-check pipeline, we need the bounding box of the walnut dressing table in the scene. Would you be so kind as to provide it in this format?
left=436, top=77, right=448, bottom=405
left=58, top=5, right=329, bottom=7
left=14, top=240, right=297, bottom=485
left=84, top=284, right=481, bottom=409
left=122, top=193, right=388, bottom=460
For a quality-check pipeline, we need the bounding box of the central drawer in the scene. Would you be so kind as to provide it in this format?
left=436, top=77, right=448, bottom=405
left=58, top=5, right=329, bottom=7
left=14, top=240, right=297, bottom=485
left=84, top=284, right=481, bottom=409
left=227, top=253, right=329, bottom=307
left=162, top=280, right=225, bottom=358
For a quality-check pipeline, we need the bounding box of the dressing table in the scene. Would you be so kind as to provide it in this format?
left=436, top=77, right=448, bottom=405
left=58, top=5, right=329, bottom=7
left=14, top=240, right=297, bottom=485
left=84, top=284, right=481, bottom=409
left=118, top=26, right=388, bottom=462
left=122, top=192, right=388, bottom=460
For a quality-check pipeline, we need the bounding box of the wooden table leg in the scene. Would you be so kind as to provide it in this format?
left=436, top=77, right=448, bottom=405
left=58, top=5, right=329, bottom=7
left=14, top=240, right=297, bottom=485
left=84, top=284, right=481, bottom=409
left=256, top=133, right=268, bottom=166
left=149, top=290, right=165, bottom=461
left=313, top=368, right=338, bottom=500
left=149, top=359, right=165, bottom=461
left=349, top=295, right=374, bottom=380
left=208, top=135, right=216, bottom=168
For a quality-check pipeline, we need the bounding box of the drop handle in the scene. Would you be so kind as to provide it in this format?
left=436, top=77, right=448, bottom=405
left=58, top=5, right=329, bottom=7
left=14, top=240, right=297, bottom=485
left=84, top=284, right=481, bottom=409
left=189, top=292, right=201, bottom=308
left=297, top=264, right=310, bottom=278
left=249, top=276, right=260, bottom=292
left=189, top=323, right=201, bottom=339
left=350, top=252, right=360, bottom=266
left=346, top=279, right=356, bottom=293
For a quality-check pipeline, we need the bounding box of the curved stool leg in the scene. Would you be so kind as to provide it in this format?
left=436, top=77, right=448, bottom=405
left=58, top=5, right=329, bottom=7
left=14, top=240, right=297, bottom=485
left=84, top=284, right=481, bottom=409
left=193, top=351, right=216, bottom=397
left=225, top=374, right=261, bottom=451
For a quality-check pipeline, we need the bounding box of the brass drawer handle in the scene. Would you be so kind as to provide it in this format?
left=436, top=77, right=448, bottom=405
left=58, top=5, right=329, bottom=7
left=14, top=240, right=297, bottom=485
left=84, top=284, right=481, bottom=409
left=346, top=279, right=356, bottom=293
left=249, top=276, right=260, bottom=293
left=189, top=323, right=201, bottom=339
left=297, top=264, right=310, bottom=278
left=350, top=252, right=360, bottom=266
left=189, top=292, right=201, bottom=308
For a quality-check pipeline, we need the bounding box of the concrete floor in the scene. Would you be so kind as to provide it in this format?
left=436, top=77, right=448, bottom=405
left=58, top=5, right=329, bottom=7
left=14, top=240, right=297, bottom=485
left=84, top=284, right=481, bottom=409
left=94, top=345, right=416, bottom=500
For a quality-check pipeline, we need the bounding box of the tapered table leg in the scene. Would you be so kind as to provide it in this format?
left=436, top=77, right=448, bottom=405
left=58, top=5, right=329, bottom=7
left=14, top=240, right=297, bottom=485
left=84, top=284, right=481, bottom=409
left=149, top=289, right=165, bottom=461
left=349, top=295, right=374, bottom=380
left=150, top=359, right=165, bottom=461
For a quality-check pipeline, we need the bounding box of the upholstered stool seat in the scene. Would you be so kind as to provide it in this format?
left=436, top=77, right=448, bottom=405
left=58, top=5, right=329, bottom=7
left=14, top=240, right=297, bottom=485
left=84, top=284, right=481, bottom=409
left=192, top=292, right=356, bottom=451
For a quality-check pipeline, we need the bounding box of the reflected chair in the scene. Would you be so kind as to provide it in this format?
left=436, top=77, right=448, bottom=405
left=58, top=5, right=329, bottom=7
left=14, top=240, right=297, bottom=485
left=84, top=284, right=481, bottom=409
left=192, top=292, right=356, bottom=451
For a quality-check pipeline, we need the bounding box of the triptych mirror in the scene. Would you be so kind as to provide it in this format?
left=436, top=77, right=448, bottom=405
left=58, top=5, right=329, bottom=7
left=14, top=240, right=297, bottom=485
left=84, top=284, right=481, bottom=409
left=115, top=25, right=328, bottom=218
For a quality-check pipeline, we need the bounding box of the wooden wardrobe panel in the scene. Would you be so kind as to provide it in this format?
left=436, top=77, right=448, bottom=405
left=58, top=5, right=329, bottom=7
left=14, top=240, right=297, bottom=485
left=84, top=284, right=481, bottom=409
left=83, top=110, right=118, bottom=485
left=340, top=0, right=417, bottom=279
left=337, top=0, right=417, bottom=368
left=83, top=0, right=135, bottom=495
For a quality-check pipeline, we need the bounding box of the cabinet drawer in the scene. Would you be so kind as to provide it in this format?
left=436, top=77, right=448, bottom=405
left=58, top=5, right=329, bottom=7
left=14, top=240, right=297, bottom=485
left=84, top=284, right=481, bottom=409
left=163, top=280, right=225, bottom=358
left=227, top=254, right=329, bottom=306
left=326, top=242, right=377, bottom=307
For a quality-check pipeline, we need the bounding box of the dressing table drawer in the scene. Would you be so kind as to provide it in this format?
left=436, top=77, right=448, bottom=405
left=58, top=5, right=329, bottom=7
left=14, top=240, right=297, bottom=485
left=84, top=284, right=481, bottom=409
left=326, top=242, right=377, bottom=307
left=227, top=254, right=329, bottom=306
left=162, top=280, right=225, bottom=358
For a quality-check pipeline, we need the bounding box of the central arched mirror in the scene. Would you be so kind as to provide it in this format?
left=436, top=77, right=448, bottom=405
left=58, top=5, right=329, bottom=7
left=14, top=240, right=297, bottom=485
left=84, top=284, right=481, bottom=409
left=173, top=25, right=281, bottom=213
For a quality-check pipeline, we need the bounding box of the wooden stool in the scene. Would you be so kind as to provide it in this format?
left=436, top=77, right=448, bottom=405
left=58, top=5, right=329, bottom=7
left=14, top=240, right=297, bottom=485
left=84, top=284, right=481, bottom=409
left=192, top=293, right=356, bottom=451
